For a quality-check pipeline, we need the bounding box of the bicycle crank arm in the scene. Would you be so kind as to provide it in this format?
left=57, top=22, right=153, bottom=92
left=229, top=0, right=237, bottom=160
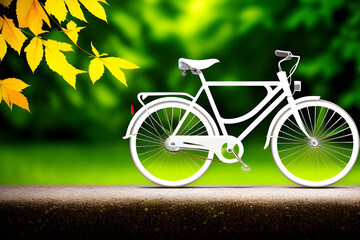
left=165, top=136, right=242, bottom=163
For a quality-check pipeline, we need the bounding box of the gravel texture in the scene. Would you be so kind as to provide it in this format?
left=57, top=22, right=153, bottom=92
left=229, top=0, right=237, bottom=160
left=0, top=185, right=359, bottom=239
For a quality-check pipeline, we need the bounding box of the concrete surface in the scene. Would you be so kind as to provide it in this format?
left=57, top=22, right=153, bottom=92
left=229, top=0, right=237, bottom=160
left=1, top=185, right=359, bottom=239
left=1, top=185, right=360, bottom=203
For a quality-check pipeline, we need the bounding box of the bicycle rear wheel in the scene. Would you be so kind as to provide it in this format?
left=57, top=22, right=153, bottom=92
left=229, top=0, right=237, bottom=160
left=130, top=98, right=217, bottom=186
left=272, top=100, right=359, bottom=187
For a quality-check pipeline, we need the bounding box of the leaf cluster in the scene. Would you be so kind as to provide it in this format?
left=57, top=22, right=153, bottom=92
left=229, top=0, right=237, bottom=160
left=0, top=0, right=139, bottom=112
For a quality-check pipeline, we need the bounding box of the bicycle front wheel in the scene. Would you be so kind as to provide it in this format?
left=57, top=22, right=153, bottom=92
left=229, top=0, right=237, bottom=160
left=272, top=100, right=359, bottom=187
left=130, top=98, right=217, bottom=186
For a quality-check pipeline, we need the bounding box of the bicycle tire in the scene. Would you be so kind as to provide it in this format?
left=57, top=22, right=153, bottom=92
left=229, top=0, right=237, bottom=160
left=130, top=97, right=217, bottom=186
left=272, top=100, right=359, bottom=187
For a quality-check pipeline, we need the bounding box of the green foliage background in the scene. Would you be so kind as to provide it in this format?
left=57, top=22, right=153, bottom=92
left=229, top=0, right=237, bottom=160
left=0, top=0, right=359, bottom=184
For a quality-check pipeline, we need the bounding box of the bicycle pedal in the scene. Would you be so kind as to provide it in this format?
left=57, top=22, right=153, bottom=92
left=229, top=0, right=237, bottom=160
left=242, top=165, right=251, bottom=171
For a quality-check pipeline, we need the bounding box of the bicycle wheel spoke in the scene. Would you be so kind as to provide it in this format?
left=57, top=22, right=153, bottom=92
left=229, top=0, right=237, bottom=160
left=141, top=147, right=166, bottom=165
left=154, top=110, right=168, bottom=136
left=140, top=124, right=164, bottom=142
left=316, top=148, right=336, bottom=173
left=323, top=122, right=346, bottom=139
left=179, top=114, right=196, bottom=135
left=137, top=137, right=163, bottom=145
left=299, top=110, right=312, bottom=134
left=279, top=130, right=307, bottom=142
left=137, top=132, right=164, bottom=143
left=319, top=148, right=342, bottom=171
left=322, top=143, right=352, bottom=151
left=283, top=123, right=303, bottom=136
left=182, top=119, right=201, bottom=135
left=314, top=106, right=316, bottom=134
left=277, top=135, right=308, bottom=143
left=306, top=107, right=314, bottom=134
left=320, top=145, right=351, bottom=159
left=314, top=107, right=328, bottom=136
left=318, top=115, right=342, bottom=139
left=278, top=142, right=308, bottom=144
left=180, top=148, right=209, bottom=153
left=188, top=125, right=206, bottom=136
left=280, top=144, right=310, bottom=160
left=283, top=147, right=311, bottom=168
left=147, top=112, right=168, bottom=137
left=319, top=146, right=346, bottom=166
left=163, top=108, right=172, bottom=133
left=278, top=142, right=308, bottom=153
left=316, top=111, right=336, bottom=137
left=323, top=124, right=349, bottom=140
left=195, top=129, right=208, bottom=136
left=180, top=153, right=200, bottom=170
left=137, top=145, right=164, bottom=148
left=289, top=147, right=312, bottom=171
left=170, top=107, right=174, bottom=134
left=138, top=146, right=164, bottom=156
left=322, top=133, right=353, bottom=142
left=144, top=149, right=167, bottom=169
left=144, top=114, right=162, bottom=138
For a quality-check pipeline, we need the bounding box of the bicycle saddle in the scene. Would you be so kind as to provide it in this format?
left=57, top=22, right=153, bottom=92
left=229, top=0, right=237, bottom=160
left=178, top=58, right=219, bottom=71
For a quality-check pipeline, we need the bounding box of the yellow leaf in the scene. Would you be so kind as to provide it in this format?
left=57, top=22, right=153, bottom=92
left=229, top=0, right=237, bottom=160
left=2, top=16, right=27, bottom=55
left=1, top=15, right=27, bottom=54
left=0, top=33, right=7, bottom=61
left=0, top=16, right=3, bottom=30
left=64, top=0, right=87, bottom=22
left=6, top=89, right=30, bottom=111
left=89, top=43, right=138, bottom=85
left=25, top=37, right=43, bottom=72
left=103, top=61, right=127, bottom=86
left=98, top=0, right=108, bottom=5
left=79, top=0, right=107, bottom=23
left=0, top=85, right=10, bottom=107
left=43, top=39, right=73, bottom=52
left=0, top=78, right=29, bottom=91
left=45, top=0, right=68, bottom=23
left=0, top=78, right=30, bottom=112
left=90, top=41, right=99, bottom=57
left=43, top=39, right=85, bottom=88
left=62, top=20, right=85, bottom=44
left=16, top=0, right=51, bottom=35
left=102, top=56, right=140, bottom=70
left=89, top=57, right=104, bottom=84
left=0, top=0, right=13, bottom=8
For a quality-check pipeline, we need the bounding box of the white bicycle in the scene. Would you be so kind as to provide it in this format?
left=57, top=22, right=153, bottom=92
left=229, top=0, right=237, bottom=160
left=123, top=50, right=359, bottom=187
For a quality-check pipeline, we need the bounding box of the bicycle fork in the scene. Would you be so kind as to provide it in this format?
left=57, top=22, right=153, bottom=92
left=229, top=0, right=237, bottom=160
left=277, top=71, right=311, bottom=139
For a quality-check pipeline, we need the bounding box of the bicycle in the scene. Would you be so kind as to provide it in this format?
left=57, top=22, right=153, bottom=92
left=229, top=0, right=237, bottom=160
left=123, top=50, right=359, bottom=187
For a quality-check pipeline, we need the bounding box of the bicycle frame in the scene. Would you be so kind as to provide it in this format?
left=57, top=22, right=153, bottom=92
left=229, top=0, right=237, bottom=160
left=124, top=54, right=313, bottom=163
left=172, top=71, right=295, bottom=143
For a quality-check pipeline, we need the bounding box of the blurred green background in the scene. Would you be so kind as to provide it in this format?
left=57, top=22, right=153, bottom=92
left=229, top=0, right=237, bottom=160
left=0, top=0, right=359, bottom=184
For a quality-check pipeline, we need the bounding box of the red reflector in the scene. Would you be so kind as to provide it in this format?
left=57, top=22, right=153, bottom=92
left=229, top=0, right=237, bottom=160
left=131, top=105, right=135, bottom=114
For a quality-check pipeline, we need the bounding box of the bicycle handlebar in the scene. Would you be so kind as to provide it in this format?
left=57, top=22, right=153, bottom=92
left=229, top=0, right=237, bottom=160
left=275, top=50, right=300, bottom=84
left=275, top=50, right=292, bottom=58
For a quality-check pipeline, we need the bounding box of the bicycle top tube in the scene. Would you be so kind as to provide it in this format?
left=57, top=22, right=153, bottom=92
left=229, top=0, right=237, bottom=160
left=205, top=81, right=281, bottom=87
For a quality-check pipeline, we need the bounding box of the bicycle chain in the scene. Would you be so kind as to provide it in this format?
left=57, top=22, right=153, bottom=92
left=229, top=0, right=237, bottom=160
left=178, top=151, right=222, bottom=162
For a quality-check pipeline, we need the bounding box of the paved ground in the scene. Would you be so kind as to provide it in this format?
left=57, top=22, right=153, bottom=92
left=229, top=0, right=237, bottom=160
left=1, top=185, right=360, bottom=239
